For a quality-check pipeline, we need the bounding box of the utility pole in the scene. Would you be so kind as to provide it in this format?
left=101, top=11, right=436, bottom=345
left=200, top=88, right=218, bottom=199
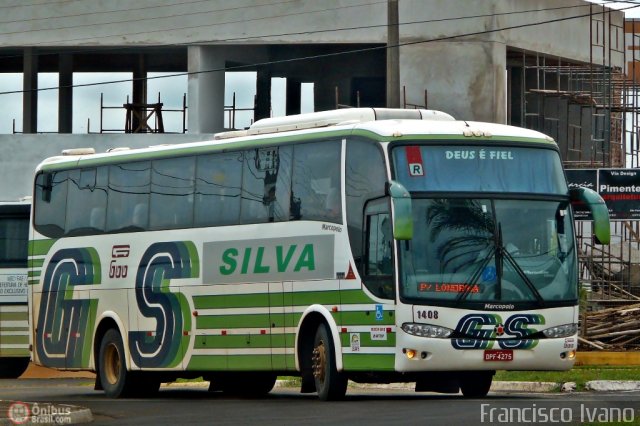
left=386, top=0, right=400, bottom=108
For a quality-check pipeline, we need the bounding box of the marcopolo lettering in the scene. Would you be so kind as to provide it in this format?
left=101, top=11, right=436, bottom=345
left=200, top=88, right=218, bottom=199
left=204, top=235, right=335, bottom=284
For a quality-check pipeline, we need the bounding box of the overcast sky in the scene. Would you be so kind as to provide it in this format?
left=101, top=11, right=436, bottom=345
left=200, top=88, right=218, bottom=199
left=0, top=71, right=315, bottom=134
left=0, top=1, right=637, bottom=134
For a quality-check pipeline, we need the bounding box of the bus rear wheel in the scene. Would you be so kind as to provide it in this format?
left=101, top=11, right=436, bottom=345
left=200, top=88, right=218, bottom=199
left=99, top=328, right=140, bottom=398
left=459, top=371, right=494, bottom=398
left=312, top=323, right=347, bottom=401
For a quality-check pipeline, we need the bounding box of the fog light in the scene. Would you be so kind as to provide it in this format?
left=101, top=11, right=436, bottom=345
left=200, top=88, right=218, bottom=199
left=567, top=350, right=576, bottom=359
left=405, top=349, right=417, bottom=359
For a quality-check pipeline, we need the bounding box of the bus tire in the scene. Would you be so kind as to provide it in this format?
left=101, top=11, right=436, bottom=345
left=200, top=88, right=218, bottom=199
left=0, top=357, right=29, bottom=379
left=460, top=371, right=494, bottom=398
left=312, top=323, right=347, bottom=401
left=98, top=328, right=136, bottom=398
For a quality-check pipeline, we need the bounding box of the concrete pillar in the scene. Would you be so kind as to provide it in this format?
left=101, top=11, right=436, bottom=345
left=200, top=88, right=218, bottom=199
left=255, top=67, right=271, bottom=121
left=58, top=54, right=73, bottom=133
left=386, top=0, right=400, bottom=108
left=188, top=46, right=225, bottom=133
left=286, top=79, right=301, bottom=115
left=400, top=41, right=506, bottom=123
left=132, top=54, right=147, bottom=132
left=23, top=48, right=38, bottom=134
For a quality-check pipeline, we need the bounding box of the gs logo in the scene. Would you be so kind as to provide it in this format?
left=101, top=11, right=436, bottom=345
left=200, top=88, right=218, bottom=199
left=451, top=313, right=545, bottom=350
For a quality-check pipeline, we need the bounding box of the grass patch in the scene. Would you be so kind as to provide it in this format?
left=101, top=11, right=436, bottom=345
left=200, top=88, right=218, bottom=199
left=494, top=366, right=640, bottom=391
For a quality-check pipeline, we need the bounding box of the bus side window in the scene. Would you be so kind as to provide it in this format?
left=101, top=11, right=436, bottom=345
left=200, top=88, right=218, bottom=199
left=107, top=162, right=150, bottom=232
left=195, top=152, right=242, bottom=227
left=34, top=171, right=68, bottom=238
left=291, top=140, right=342, bottom=224
left=150, top=156, right=195, bottom=230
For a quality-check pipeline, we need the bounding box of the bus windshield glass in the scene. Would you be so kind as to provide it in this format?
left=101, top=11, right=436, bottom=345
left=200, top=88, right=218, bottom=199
left=392, top=144, right=567, bottom=194
left=399, top=198, right=577, bottom=305
left=392, top=144, right=576, bottom=306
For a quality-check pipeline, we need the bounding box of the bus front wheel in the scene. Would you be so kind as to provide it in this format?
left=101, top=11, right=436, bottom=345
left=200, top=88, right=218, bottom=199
left=459, top=371, right=494, bottom=398
left=312, top=323, right=347, bottom=401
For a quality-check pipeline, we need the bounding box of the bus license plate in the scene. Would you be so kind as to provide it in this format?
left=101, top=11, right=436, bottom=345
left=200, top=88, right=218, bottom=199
left=484, top=350, right=513, bottom=361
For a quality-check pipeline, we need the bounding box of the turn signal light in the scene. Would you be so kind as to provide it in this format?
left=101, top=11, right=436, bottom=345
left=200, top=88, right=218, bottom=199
left=404, top=348, right=417, bottom=359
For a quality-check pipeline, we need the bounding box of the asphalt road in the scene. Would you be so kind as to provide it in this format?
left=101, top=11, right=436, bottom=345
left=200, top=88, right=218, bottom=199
left=1, top=379, right=640, bottom=426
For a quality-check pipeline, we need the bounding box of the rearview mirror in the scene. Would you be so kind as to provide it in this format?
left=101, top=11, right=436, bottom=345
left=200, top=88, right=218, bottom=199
left=387, top=180, right=413, bottom=240
left=569, top=187, right=610, bottom=244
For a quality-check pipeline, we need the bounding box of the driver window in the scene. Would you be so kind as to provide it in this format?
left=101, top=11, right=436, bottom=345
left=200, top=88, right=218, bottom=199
left=363, top=201, right=395, bottom=299
left=366, top=214, right=392, bottom=276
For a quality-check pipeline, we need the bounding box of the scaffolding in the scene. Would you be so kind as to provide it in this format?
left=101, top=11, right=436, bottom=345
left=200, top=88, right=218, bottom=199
left=507, top=4, right=640, bottom=349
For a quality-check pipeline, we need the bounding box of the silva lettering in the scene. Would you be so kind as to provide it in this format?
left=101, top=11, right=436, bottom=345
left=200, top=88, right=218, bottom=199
left=220, top=244, right=316, bottom=275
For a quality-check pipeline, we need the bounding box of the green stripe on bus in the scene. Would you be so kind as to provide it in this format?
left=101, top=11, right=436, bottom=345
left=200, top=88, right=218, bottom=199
left=29, top=239, right=56, bottom=256
left=342, top=354, right=395, bottom=371
left=193, top=289, right=373, bottom=310
left=174, top=292, right=193, bottom=368
left=194, top=333, right=292, bottom=349
left=81, top=299, right=98, bottom=367
left=340, top=333, right=396, bottom=348
left=186, top=241, right=200, bottom=278
left=292, top=291, right=340, bottom=306
left=0, top=349, right=29, bottom=357
left=187, top=355, right=227, bottom=370
left=272, top=354, right=295, bottom=368
left=196, top=314, right=273, bottom=329
left=194, top=293, right=271, bottom=309
left=228, top=355, right=272, bottom=370
left=28, top=270, right=41, bottom=278
left=0, top=327, right=29, bottom=332
left=0, top=312, right=28, bottom=321
left=194, top=334, right=267, bottom=349
left=28, top=258, right=45, bottom=268
left=0, top=335, right=29, bottom=344
left=28, top=279, right=39, bottom=285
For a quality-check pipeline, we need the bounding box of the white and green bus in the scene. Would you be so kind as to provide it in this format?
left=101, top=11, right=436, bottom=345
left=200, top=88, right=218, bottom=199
left=29, top=108, right=610, bottom=399
left=0, top=199, right=30, bottom=378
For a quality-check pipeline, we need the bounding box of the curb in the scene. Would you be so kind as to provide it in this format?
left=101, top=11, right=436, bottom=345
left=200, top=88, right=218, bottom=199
left=164, top=379, right=640, bottom=393
left=0, top=401, right=92, bottom=425
left=585, top=380, right=640, bottom=392
left=491, top=381, right=560, bottom=393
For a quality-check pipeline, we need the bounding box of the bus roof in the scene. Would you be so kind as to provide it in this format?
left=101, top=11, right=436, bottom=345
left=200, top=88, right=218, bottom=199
left=35, top=108, right=555, bottom=172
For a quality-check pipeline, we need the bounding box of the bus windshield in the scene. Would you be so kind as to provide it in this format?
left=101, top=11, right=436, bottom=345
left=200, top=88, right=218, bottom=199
left=399, top=198, right=577, bottom=306
left=391, top=144, right=576, bottom=307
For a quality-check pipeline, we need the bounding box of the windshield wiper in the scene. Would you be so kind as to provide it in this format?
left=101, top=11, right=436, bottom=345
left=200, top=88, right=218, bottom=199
left=501, top=244, right=545, bottom=307
left=455, top=225, right=545, bottom=307
left=455, top=241, right=494, bottom=305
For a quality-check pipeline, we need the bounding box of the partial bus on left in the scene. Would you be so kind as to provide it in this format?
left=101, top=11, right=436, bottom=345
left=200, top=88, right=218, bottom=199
left=0, top=199, right=31, bottom=378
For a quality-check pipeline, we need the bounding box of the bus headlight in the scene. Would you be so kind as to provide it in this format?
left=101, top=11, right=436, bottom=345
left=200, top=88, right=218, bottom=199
left=542, top=323, right=578, bottom=338
left=401, top=323, right=453, bottom=338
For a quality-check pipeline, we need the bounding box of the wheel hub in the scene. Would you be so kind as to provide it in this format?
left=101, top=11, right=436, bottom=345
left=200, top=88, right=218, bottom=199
left=104, top=343, right=121, bottom=385
left=312, top=341, right=326, bottom=382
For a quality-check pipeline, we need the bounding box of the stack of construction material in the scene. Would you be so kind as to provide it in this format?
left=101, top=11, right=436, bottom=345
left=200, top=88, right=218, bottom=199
left=580, top=302, right=640, bottom=350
